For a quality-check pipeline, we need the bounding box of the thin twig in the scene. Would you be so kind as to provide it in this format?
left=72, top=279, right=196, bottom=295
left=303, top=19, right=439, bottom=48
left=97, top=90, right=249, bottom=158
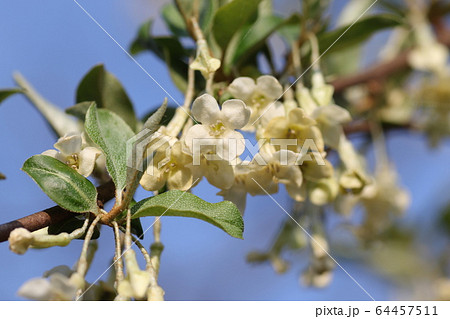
left=112, top=221, right=124, bottom=283
left=76, top=214, right=102, bottom=278
left=151, top=218, right=164, bottom=278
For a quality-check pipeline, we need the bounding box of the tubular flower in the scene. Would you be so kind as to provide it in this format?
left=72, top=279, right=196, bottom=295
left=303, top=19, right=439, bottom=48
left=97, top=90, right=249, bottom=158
left=18, top=272, right=79, bottom=301
left=217, top=161, right=254, bottom=214
left=228, top=75, right=283, bottom=130
left=299, top=73, right=352, bottom=149
left=140, top=140, right=194, bottom=191
left=247, top=150, right=305, bottom=202
left=264, top=108, right=325, bottom=154
left=42, top=133, right=101, bottom=177
left=184, top=94, right=250, bottom=162
left=193, top=156, right=235, bottom=190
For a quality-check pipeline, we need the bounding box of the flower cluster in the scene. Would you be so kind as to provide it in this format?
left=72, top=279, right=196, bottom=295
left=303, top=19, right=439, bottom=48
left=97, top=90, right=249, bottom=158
left=137, top=74, right=375, bottom=216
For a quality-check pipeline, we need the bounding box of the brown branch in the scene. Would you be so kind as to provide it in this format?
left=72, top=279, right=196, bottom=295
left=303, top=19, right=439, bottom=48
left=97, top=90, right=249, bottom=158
left=343, top=120, right=413, bottom=135
left=0, top=180, right=115, bottom=243
left=332, top=20, right=450, bottom=93
left=332, top=51, right=410, bottom=93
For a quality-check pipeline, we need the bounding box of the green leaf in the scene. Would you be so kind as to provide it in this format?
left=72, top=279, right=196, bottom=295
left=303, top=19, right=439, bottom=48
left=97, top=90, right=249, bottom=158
left=175, top=0, right=196, bottom=17
left=132, top=190, right=244, bottom=239
left=199, top=0, right=219, bottom=36
left=440, top=204, right=450, bottom=236
left=131, top=218, right=144, bottom=239
left=276, top=13, right=303, bottom=44
left=123, top=100, right=167, bottom=208
left=141, top=105, right=177, bottom=127
left=22, top=155, right=98, bottom=213
left=212, top=0, right=262, bottom=50
left=224, top=14, right=299, bottom=72
left=130, top=20, right=154, bottom=55
left=65, top=101, right=94, bottom=121
left=48, top=216, right=100, bottom=240
left=161, top=0, right=218, bottom=37
left=76, top=65, right=137, bottom=131
left=130, top=21, right=193, bottom=92
left=0, top=88, right=23, bottom=105
left=85, top=104, right=135, bottom=191
left=318, top=14, right=403, bottom=55
left=161, top=4, right=189, bottom=37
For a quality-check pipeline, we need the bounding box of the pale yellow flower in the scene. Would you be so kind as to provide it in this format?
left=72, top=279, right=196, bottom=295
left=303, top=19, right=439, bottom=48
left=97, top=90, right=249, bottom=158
left=42, top=133, right=101, bottom=177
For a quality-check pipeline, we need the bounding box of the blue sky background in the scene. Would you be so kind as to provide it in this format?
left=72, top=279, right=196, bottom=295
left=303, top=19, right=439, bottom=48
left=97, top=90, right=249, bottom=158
left=0, top=0, right=449, bottom=301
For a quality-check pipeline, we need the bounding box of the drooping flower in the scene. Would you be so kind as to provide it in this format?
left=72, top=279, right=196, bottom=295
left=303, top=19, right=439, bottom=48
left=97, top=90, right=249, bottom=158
left=264, top=108, right=325, bottom=154
left=356, top=164, right=410, bottom=240
left=247, top=150, right=305, bottom=202
left=184, top=94, right=250, bottom=162
left=194, top=156, right=235, bottom=190
left=299, top=72, right=352, bottom=149
left=140, top=140, right=194, bottom=191
left=18, top=272, right=79, bottom=301
left=228, top=75, right=283, bottom=130
left=301, top=233, right=334, bottom=288
left=311, top=105, right=352, bottom=149
left=9, top=228, right=33, bottom=255
left=409, top=43, right=449, bottom=75
left=190, top=39, right=221, bottom=79
left=42, top=133, right=101, bottom=177
left=9, top=227, right=74, bottom=255
left=217, top=161, right=253, bottom=214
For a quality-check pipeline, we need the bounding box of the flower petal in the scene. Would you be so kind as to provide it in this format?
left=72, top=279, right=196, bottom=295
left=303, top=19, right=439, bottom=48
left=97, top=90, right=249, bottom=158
left=228, top=77, right=256, bottom=101
left=203, top=159, right=234, bottom=189
left=77, top=147, right=101, bottom=177
left=167, top=166, right=193, bottom=191
left=217, top=184, right=247, bottom=215
left=184, top=124, right=213, bottom=154
left=54, top=134, right=82, bottom=155
left=246, top=167, right=278, bottom=195
left=17, top=277, right=53, bottom=301
left=221, top=99, right=251, bottom=129
left=285, top=180, right=306, bottom=202
left=140, top=167, right=166, bottom=191
left=220, top=130, right=246, bottom=161
left=312, top=104, right=351, bottom=124
left=256, top=75, right=283, bottom=100
left=48, top=273, right=78, bottom=301
left=260, top=101, right=285, bottom=127
left=288, top=108, right=316, bottom=127
left=301, top=158, right=333, bottom=182
left=263, top=117, right=289, bottom=139
left=191, top=94, right=221, bottom=125
left=42, top=149, right=59, bottom=158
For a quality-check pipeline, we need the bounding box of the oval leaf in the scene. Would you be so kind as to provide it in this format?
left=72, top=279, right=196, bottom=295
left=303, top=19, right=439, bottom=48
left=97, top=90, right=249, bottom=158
left=85, top=104, right=135, bottom=191
left=76, top=65, right=137, bottom=131
left=212, top=0, right=262, bottom=50
left=132, top=190, right=244, bottom=239
left=22, top=155, right=98, bottom=213
left=318, top=14, right=403, bottom=55
left=65, top=101, right=94, bottom=121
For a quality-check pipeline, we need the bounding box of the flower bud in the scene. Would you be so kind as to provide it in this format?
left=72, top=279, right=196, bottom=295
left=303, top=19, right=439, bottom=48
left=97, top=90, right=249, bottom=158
left=9, top=228, right=33, bottom=255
